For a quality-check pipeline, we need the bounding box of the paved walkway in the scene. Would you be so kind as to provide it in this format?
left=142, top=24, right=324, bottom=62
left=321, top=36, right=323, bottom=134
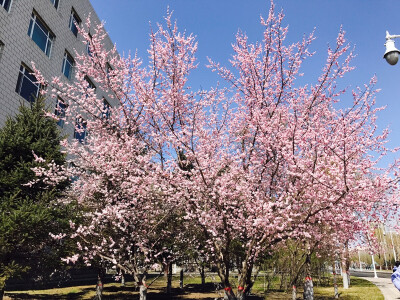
left=362, top=276, right=400, bottom=300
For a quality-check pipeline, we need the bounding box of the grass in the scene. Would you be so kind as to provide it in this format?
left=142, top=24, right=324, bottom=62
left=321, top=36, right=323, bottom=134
left=4, top=274, right=384, bottom=299
left=263, top=277, right=384, bottom=300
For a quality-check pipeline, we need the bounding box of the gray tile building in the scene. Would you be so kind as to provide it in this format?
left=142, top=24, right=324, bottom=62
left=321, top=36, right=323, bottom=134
left=0, top=0, right=115, bottom=138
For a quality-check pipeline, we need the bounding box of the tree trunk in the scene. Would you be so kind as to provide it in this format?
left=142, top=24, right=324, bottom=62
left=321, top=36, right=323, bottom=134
left=236, top=260, right=254, bottom=300
left=333, top=263, right=338, bottom=299
left=317, top=262, right=321, bottom=287
left=342, top=241, right=350, bottom=289
left=139, top=284, right=147, bottom=300
left=0, top=288, right=4, bottom=300
left=303, top=253, right=313, bottom=300
left=279, top=271, right=285, bottom=290
left=224, top=287, right=237, bottom=300
left=95, top=268, right=105, bottom=300
left=180, top=268, right=184, bottom=289
left=342, top=259, right=349, bottom=289
left=246, top=265, right=258, bottom=295
left=303, top=277, right=313, bottom=300
left=237, top=292, right=245, bottom=300
left=167, top=262, right=173, bottom=295
left=267, top=267, right=276, bottom=291
left=137, top=273, right=148, bottom=300
left=200, top=264, right=206, bottom=285
left=121, top=271, right=125, bottom=287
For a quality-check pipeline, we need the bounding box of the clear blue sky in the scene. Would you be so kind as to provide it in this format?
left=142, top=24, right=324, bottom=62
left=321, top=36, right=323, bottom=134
left=90, top=0, right=400, bottom=165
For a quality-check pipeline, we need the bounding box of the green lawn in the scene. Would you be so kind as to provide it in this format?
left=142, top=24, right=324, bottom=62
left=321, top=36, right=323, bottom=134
left=4, top=275, right=384, bottom=299
left=262, top=277, right=383, bottom=300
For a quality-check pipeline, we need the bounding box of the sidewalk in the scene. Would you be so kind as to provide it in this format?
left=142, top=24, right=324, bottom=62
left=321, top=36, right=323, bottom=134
left=362, top=276, right=400, bottom=300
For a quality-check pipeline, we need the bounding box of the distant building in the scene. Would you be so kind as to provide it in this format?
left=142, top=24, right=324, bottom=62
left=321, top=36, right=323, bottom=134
left=0, top=0, right=115, bottom=138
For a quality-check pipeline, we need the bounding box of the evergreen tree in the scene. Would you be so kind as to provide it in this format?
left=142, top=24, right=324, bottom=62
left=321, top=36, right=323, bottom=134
left=0, top=97, right=73, bottom=296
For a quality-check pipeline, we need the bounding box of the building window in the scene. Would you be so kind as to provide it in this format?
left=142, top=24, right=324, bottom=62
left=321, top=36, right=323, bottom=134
left=69, top=9, right=81, bottom=37
left=86, top=34, right=92, bottom=56
left=0, top=41, right=4, bottom=62
left=15, top=64, right=40, bottom=103
left=74, top=117, right=87, bottom=143
left=49, top=0, right=59, bottom=9
left=106, top=63, right=112, bottom=80
left=82, top=76, right=95, bottom=99
left=0, top=0, right=12, bottom=12
left=55, top=98, right=66, bottom=128
left=102, top=99, right=111, bottom=119
left=28, top=12, right=54, bottom=57
left=61, top=51, right=74, bottom=79
left=84, top=76, right=96, bottom=90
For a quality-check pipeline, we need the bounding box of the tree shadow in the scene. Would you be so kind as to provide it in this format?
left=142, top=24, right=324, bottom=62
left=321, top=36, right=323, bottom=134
left=6, top=283, right=265, bottom=300
left=5, top=290, right=89, bottom=299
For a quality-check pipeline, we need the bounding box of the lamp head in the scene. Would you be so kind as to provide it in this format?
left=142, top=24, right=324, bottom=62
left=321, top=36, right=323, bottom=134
left=384, top=38, right=400, bottom=65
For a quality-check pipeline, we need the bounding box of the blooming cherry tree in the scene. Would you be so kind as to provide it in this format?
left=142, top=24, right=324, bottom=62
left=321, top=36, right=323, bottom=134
left=33, top=4, right=397, bottom=300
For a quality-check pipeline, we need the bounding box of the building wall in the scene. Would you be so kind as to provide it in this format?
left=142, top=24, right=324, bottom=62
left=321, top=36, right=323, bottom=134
left=0, top=0, right=115, bottom=136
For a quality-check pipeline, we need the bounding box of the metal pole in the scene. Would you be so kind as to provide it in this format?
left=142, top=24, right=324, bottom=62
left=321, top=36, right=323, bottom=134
left=372, top=254, right=378, bottom=278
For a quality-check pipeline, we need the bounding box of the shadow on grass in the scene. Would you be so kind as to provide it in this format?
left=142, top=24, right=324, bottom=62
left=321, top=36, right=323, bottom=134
left=6, top=283, right=265, bottom=300
left=181, top=282, right=217, bottom=292
left=5, top=289, right=90, bottom=299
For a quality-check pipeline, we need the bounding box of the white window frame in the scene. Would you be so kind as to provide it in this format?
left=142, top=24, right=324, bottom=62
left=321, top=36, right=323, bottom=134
left=69, top=9, right=81, bottom=37
left=15, top=64, right=40, bottom=103
left=55, top=97, right=66, bottom=128
left=0, top=0, right=12, bottom=12
left=28, top=12, right=54, bottom=57
left=49, top=0, right=59, bottom=9
left=61, top=51, right=74, bottom=79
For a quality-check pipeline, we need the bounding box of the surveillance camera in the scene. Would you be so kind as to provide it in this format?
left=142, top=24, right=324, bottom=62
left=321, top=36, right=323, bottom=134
left=384, top=38, right=400, bottom=65
left=385, top=51, right=400, bottom=65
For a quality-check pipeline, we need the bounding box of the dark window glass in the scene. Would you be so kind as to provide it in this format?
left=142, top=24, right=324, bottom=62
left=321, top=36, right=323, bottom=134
left=102, top=99, right=111, bottom=119
left=85, top=76, right=96, bottom=90
left=0, top=0, right=12, bottom=12
left=87, top=34, right=92, bottom=56
left=15, top=65, right=40, bottom=103
left=0, top=41, right=4, bottom=62
left=62, top=51, right=74, bottom=79
left=74, top=117, right=87, bottom=143
left=69, top=10, right=80, bottom=37
left=106, top=63, right=112, bottom=80
left=28, top=13, right=54, bottom=57
left=83, top=77, right=96, bottom=99
left=50, top=0, right=59, bottom=9
left=55, top=98, right=66, bottom=127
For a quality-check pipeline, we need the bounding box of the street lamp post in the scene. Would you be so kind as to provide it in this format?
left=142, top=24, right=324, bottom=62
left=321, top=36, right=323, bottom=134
left=383, top=32, right=400, bottom=263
